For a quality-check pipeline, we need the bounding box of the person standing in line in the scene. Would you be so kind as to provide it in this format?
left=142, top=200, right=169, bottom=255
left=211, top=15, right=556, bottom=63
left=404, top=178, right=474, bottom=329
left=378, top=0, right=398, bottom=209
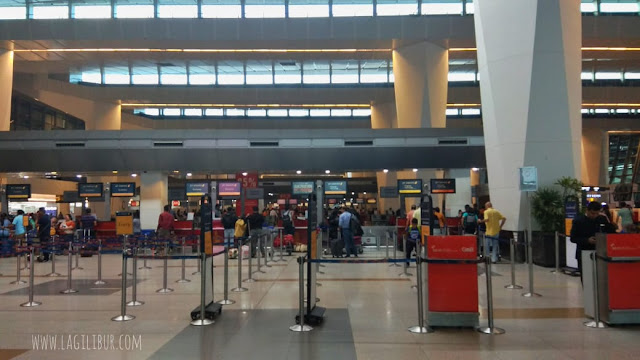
left=462, top=207, right=479, bottom=235
left=246, top=206, right=265, bottom=258
left=478, top=202, right=506, bottom=263
left=616, top=202, right=633, bottom=232
left=157, top=205, right=175, bottom=240
left=339, top=206, right=357, bottom=258
left=282, top=205, right=295, bottom=236
left=433, top=207, right=446, bottom=235
left=405, top=218, right=420, bottom=267
left=36, top=208, right=51, bottom=262
left=406, top=204, right=417, bottom=225
left=80, top=208, right=97, bottom=239
left=570, top=201, right=616, bottom=282
left=222, top=207, right=238, bottom=247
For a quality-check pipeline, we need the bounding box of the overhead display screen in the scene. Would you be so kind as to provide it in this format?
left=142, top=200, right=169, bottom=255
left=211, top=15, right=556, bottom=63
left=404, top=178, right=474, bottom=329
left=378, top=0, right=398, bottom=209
left=398, top=179, right=422, bottom=196
left=430, top=179, right=456, bottom=194
left=325, top=181, right=347, bottom=195
left=186, top=182, right=209, bottom=197
left=218, top=182, right=241, bottom=197
left=78, top=183, right=104, bottom=198
left=110, top=182, right=136, bottom=197
left=292, top=181, right=314, bottom=195
left=6, top=184, right=31, bottom=199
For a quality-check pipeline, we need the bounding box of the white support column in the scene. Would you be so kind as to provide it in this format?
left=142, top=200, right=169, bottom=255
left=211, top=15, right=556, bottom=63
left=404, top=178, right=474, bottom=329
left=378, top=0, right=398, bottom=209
left=0, top=43, right=14, bottom=132
left=474, top=0, right=582, bottom=230
left=371, top=102, right=397, bottom=129
left=444, top=169, right=473, bottom=218
left=140, top=172, right=168, bottom=231
left=376, top=171, right=399, bottom=212
left=582, top=128, right=608, bottom=186
left=393, top=41, right=448, bottom=129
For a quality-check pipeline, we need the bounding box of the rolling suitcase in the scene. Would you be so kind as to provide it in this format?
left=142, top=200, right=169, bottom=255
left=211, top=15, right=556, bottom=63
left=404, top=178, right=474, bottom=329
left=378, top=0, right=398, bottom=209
left=330, top=238, right=344, bottom=258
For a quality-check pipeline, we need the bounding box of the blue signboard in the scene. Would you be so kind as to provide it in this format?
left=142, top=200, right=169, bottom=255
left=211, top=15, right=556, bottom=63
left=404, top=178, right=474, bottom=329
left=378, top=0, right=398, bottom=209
left=186, top=182, right=209, bottom=197
left=325, top=181, right=347, bottom=195
left=398, top=179, right=422, bottom=197
left=78, top=183, right=103, bottom=198
left=292, top=181, right=314, bottom=195
left=110, top=182, right=136, bottom=197
left=6, top=184, right=31, bottom=199
left=565, top=201, right=578, bottom=219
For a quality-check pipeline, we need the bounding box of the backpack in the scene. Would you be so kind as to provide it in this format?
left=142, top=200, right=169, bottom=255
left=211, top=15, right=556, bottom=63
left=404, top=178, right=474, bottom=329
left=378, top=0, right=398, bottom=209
left=407, top=226, right=420, bottom=242
left=465, top=213, right=477, bottom=225
left=222, top=213, right=236, bottom=228
left=234, top=219, right=247, bottom=238
left=349, top=214, right=364, bottom=237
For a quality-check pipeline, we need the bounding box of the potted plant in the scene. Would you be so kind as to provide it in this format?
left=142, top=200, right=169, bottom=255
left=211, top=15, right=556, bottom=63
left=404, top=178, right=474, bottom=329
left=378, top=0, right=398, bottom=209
left=530, top=186, right=565, bottom=267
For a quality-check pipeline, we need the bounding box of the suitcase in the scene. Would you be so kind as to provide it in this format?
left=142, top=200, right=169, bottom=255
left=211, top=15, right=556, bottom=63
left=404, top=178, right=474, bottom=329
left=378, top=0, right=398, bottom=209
left=330, top=238, right=344, bottom=258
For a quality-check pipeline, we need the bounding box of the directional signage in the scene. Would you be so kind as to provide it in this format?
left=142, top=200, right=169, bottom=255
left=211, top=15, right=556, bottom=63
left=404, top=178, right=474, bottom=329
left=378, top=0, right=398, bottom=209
left=519, top=166, right=538, bottom=192
left=292, top=181, right=314, bottom=196
left=430, top=179, right=456, bottom=194
left=78, top=183, right=103, bottom=198
left=245, top=188, right=264, bottom=200
left=380, top=186, right=398, bottom=198
left=115, top=211, right=133, bottom=235
left=325, top=181, right=347, bottom=195
left=398, top=179, right=422, bottom=196
left=218, top=182, right=241, bottom=197
left=110, top=182, right=136, bottom=197
left=186, top=182, right=209, bottom=197
left=6, top=184, right=31, bottom=199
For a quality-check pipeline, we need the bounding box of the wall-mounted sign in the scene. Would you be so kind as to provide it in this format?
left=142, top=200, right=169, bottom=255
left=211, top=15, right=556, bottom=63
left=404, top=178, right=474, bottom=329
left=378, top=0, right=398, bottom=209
left=380, top=186, right=398, bottom=198
left=325, top=181, right=347, bottom=195
left=289, top=198, right=298, bottom=205
left=172, top=200, right=181, bottom=207
left=110, top=182, right=135, bottom=197
left=398, top=179, right=422, bottom=196
left=292, top=181, right=314, bottom=195
left=277, top=199, right=286, bottom=205
left=115, top=211, right=133, bottom=236
left=356, top=198, right=365, bottom=204
left=430, top=179, right=456, bottom=194
left=6, top=184, right=31, bottom=199
left=218, top=182, right=241, bottom=197
left=129, top=200, right=140, bottom=207
left=245, top=188, right=264, bottom=200
left=519, top=166, right=538, bottom=192
left=78, top=183, right=103, bottom=198
left=186, top=182, right=209, bottom=197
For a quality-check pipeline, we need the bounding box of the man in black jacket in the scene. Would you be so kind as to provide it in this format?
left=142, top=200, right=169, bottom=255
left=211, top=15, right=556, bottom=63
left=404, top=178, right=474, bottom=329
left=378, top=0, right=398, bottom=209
left=246, top=207, right=265, bottom=258
left=570, top=201, right=616, bottom=281
left=221, top=207, right=237, bottom=247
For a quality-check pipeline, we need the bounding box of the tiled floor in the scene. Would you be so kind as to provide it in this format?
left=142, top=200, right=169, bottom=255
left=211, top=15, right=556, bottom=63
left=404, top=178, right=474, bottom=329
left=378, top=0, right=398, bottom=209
left=0, top=248, right=638, bottom=359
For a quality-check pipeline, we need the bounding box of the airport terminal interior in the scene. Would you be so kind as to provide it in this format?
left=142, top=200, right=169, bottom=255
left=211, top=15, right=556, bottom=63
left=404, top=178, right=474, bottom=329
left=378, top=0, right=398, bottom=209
left=1, top=0, right=640, bottom=359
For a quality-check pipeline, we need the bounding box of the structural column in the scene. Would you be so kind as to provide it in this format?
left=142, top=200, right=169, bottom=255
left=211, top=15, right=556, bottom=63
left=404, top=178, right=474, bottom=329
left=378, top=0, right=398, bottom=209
left=474, top=0, right=582, bottom=230
left=0, top=42, right=14, bottom=132
left=392, top=41, right=448, bottom=129
left=371, top=102, right=398, bottom=129
left=581, top=127, right=607, bottom=186
left=140, top=172, right=168, bottom=231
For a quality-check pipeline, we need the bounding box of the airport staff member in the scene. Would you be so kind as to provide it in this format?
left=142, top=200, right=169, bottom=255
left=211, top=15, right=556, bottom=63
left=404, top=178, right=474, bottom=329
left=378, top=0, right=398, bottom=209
left=570, top=201, right=616, bottom=282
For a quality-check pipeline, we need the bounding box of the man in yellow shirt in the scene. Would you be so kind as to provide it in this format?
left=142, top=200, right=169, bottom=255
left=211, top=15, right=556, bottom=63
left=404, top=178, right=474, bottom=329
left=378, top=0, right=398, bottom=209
left=479, top=202, right=506, bottom=263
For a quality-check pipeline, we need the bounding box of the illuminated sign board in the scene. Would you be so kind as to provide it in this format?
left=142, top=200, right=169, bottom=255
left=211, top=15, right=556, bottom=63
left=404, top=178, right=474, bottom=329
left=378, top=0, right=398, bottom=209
left=110, top=182, right=136, bottom=197
left=78, top=183, right=103, bottom=198
left=430, top=179, right=456, bottom=194
left=218, top=182, right=241, bottom=197
left=186, top=182, right=209, bottom=197
left=398, top=179, right=422, bottom=196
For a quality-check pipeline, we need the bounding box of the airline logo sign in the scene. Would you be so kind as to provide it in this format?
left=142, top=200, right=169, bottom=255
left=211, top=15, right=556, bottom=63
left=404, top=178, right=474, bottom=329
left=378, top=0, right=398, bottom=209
left=607, top=234, right=640, bottom=257
left=427, top=236, right=477, bottom=260
left=398, top=179, right=422, bottom=196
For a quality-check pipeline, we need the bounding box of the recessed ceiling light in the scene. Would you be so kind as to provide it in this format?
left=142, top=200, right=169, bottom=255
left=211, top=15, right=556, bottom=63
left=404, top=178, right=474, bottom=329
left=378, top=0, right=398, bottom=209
left=174, top=170, right=179, bottom=173
left=23, top=175, right=29, bottom=179
left=325, top=170, right=330, bottom=174
left=412, top=168, right=418, bottom=172
left=472, top=167, right=480, bottom=171
left=112, top=170, right=118, bottom=174
left=76, top=174, right=82, bottom=178
left=187, top=173, right=192, bottom=177
left=296, top=170, right=302, bottom=174
left=242, top=172, right=248, bottom=176
left=364, top=192, right=367, bottom=195
left=131, top=174, right=137, bottom=177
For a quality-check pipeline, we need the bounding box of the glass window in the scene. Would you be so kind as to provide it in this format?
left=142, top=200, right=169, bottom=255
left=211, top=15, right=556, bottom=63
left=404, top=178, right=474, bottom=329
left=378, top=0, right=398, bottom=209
left=189, top=61, right=216, bottom=85
left=448, top=71, right=476, bottom=82
left=332, top=0, right=373, bottom=17
left=360, top=60, right=388, bottom=83
left=310, top=109, right=330, bottom=117
left=288, top=0, right=329, bottom=17
left=72, top=0, right=112, bottom=19
left=248, top=109, right=267, bottom=116
left=267, top=109, right=288, bottom=117
left=595, top=72, right=623, bottom=80
left=465, top=0, right=474, bottom=14
left=274, top=61, right=302, bottom=84
left=421, top=0, right=463, bottom=15
left=461, top=108, right=481, bottom=116
left=0, top=5, right=26, bottom=19
left=160, top=65, right=188, bottom=85
left=389, top=62, right=395, bottom=83
left=581, top=71, right=594, bottom=81
left=331, top=109, right=352, bottom=117
left=245, top=0, right=286, bottom=18
left=600, top=0, right=639, bottom=13
left=246, top=60, right=273, bottom=85
left=81, top=70, right=102, bottom=84
left=581, top=0, right=597, bottom=13
left=225, top=108, right=246, bottom=116
left=616, top=109, right=630, bottom=114
left=158, top=0, right=198, bottom=18
left=205, top=108, right=224, bottom=116
left=581, top=109, right=590, bottom=114
left=289, top=109, right=310, bottom=117
left=303, top=60, right=330, bottom=84
left=131, top=65, right=159, bottom=85
left=163, top=108, right=181, bottom=116
left=32, top=2, right=69, bottom=19
left=184, top=108, right=203, bottom=116
left=625, top=72, right=640, bottom=80
left=114, top=1, right=154, bottom=18
left=331, top=60, right=359, bottom=84
left=201, top=0, right=242, bottom=18
left=217, top=61, right=244, bottom=85
left=352, top=109, right=371, bottom=117
left=376, top=0, right=418, bottom=16
left=445, top=108, right=459, bottom=116
left=143, top=108, right=160, bottom=116
left=103, top=65, right=130, bottom=84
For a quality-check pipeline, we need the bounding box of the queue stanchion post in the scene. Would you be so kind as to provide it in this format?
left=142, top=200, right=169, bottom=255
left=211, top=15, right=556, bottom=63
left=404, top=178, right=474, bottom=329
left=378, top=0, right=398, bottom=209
left=256, top=234, right=266, bottom=274
left=94, top=238, right=106, bottom=285
left=290, top=256, right=312, bottom=332
left=176, top=237, right=191, bottom=283
left=74, top=232, right=84, bottom=271
left=112, top=249, right=134, bottom=321
left=390, top=231, right=401, bottom=267
left=118, top=235, right=133, bottom=277
left=399, top=234, right=413, bottom=277
left=12, top=239, right=27, bottom=285
left=245, top=237, right=256, bottom=283
left=279, top=229, right=284, bottom=262
left=521, top=229, right=541, bottom=297
left=46, top=236, right=61, bottom=277
left=408, top=240, right=433, bottom=334
left=127, top=245, right=144, bottom=307
left=552, top=231, right=561, bottom=274
left=60, top=240, right=78, bottom=294
left=584, top=251, right=606, bottom=328
left=192, top=237, right=201, bottom=275
left=156, top=241, right=174, bottom=293
left=271, top=229, right=280, bottom=263
left=264, top=233, right=272, bottom=268
left=140, top=235, right=152, bottom=270
left=191, top=252, right=214, bottom=326
left=232, top=238, right=248, bottom=292
left=19, top=237, right=27, bottom=271
left=477, top=233, right=506, bottom=335
left=216, top=241, right=235, bottom=305
left=20, top=246, right=42, bottom=307
left=505, top=233, right=522, bottom=289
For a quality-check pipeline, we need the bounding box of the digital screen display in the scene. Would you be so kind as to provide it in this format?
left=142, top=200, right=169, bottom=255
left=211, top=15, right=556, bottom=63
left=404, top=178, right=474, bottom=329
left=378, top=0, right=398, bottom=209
left=186, top=182, right=209, bottom=197
left=78, top=183, right=103, bottom=198
left=110, top=182, right=136, bottom=197
left=292, top=181, right=314, bottom=195
left=325, top=181, right=347, bottom=195
left=218, top=182, right=241, bottom=197
left=430, top=179, right=456, bottom=194
left=6, top=184, right=31, bottom=199
left=398, top=179, right=422, bottom=195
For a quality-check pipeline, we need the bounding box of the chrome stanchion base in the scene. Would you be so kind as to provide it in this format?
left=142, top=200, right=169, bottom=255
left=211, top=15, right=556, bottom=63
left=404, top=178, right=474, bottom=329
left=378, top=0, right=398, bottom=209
left=11, top=280, right=27, bottom=285
left=94, top=280, right=107, bottom=285
left=118, top=273, right=133, bottom=276
left=60, top=289, right=78, bottom=294
left=584, top=320, right=607, bottom=328
left=191, top=271, right=201, bottom=275
left=231, top=287, right=248, bottom=292
left=111, top=315, right=135, bottom=322
left=140, top=266, right=153, bottom=270
left=20, top=301, right=42, bottom=307
left=476, top=326, right=506, bottom=335
left=216, top=299, right=236, bottom=305
left=191, top=319, right=214, bottom=326
left=126, top=300, right=144, bottom=307
left=290, top=324, right=313, bottom=332
left=504, top=284, right=523, bottom=289
left=408, top=326, right=434, bottom=334
left=176, top=279, right=191, bottom=283
left=46, top=272, right=62, bottom=277
left=550, top=269, right=559, bottom=274
left=521, top=292, right=542, bottom=298
left=156, top=288, right=174, bottom=293
left=243, top=278, right=256, bottom=283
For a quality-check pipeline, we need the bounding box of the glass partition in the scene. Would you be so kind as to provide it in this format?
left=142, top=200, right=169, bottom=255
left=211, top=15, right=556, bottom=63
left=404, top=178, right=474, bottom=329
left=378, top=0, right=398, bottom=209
left=201, top=0, right=241, bottom=18
left=114, top=0, right=154, bottom=18
left=332, top=0, right=373, bottom=17
left=31, top=0, right=69, bottom=19
left=376, top=0, right=418, bottom=16
left=288, top=0, right=329, bottom=17
left=245, top=0, right=286, bottom=18
left=157, top=0, right=198, bottom=18
left=72, top=0, right=111, bottom=19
